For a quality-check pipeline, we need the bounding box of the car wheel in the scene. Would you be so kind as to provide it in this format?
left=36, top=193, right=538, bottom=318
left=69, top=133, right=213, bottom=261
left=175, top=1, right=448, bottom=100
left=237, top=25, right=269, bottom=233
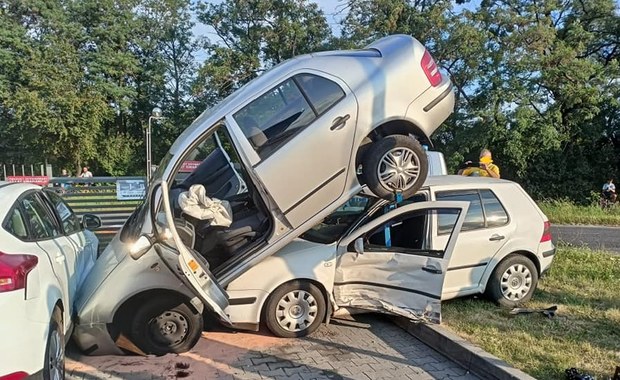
left=362, top=135, right=428, bottom=201
left=264, top=281, right=326, bottom=338
left=486, top=255, right=539, bottom=308
left=130, top=295, right=203, bottom=356
left=43, top=308, right=65, bottom=380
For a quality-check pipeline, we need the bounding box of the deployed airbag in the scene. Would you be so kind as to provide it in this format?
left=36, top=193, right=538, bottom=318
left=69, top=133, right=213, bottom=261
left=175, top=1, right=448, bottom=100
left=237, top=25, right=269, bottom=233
left=178, top=184, right=233, bottom=227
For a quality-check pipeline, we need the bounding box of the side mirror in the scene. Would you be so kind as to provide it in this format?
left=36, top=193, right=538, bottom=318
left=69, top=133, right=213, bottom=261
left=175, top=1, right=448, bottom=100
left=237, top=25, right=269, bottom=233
left=81, top=214, right=102, bottom=230
left=129, top=234, right=154, bottom=260
left=354, top=237, right=365, bottom=254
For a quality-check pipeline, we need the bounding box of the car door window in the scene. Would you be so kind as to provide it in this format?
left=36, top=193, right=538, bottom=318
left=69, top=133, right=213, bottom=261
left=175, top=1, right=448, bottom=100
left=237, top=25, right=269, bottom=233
left=480, top=189, right=509, bottom=227
left=436, top=189, right=508, bottom=233
left=21, top=194, right=60, bottom=239
left=360, top=208, right=460, bottom=257
left=234, top=78, right=316, bottom=159
left=233, top=74, right=345, bottom=160
left=436, top=191, right=484, bottom=234
left=296, top=74, right=345, bottom=114
left=4, top=208, right=28, bottom=239
left=44, top=191, right=82, bottom=235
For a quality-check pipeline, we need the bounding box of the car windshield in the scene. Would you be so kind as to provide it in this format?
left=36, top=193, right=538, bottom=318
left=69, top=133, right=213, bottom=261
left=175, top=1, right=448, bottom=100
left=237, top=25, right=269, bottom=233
left=301, top=196, right=376, bottom=244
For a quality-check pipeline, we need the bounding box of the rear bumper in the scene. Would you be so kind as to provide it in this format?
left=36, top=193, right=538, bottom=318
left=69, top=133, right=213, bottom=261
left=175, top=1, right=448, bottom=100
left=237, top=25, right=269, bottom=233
left=0, top=292, right=48, bottom=377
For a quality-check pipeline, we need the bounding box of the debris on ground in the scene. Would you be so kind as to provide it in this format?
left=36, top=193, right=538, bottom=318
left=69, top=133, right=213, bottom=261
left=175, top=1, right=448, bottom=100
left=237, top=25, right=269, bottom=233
left=510, top=305, right=557, bottom=318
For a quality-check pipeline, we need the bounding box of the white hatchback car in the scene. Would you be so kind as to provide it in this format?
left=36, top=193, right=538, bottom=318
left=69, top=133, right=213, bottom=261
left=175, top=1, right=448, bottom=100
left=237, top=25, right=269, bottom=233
left=0, top=182, right=100, bottom=380
left=221, top=175, right=556, bottom=337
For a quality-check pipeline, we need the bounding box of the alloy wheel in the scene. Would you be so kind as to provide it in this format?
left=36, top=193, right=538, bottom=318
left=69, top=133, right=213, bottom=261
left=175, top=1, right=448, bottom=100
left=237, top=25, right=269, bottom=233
left=377, top=147, right=421, bottom=191
left=48, top=328, right=64, bottom=380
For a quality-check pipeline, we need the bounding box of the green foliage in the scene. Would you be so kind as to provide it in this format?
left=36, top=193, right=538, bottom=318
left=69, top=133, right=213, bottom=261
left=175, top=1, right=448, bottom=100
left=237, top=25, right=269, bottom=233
left=443, top=246, right=620, bottom=379
left=0, top=0, right=618, bottom=201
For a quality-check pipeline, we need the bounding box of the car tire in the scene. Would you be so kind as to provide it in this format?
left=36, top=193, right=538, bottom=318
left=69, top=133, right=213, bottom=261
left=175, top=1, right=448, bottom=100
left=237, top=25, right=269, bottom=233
left=486, top=255, right=539, bottom=308
left=130, top=295, right=203, bottom=356
left=264, top=281, right=326, bottom=338
left=42, top=307, right=65, bottom=380
left=362, top=135, right=428, bottom=201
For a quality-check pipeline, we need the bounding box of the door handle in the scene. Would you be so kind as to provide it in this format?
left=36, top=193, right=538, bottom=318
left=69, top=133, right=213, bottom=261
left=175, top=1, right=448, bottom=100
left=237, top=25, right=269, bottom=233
left=55, top=254, right=66, bottom=263
left=422, top=265, right=442, bottom=274
left=489, top=234, right=505, bottom=241
left=330, top=114, right=350, bottom=130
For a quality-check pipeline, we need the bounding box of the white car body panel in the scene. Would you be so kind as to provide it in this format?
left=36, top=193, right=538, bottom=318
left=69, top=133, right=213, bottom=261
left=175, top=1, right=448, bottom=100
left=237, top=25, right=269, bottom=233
left=0, top=183, right=99, bottom=378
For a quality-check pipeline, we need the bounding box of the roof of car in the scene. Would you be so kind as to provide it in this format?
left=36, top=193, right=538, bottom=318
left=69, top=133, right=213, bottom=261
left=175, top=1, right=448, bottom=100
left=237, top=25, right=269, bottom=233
left=424, top=175, right=514, bottom=188
left=168, top=35, right=420, bottom=158
left=0, top=182, right=41, bottom=217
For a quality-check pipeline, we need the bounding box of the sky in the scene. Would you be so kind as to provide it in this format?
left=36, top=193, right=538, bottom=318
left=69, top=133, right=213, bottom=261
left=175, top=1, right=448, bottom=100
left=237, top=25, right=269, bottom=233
left=191, top=0, right=347, bottom=63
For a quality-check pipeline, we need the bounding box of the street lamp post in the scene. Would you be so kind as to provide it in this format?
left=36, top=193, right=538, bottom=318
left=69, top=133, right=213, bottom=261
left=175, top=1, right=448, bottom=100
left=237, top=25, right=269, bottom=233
left=146, top=107, right=163, bottom=183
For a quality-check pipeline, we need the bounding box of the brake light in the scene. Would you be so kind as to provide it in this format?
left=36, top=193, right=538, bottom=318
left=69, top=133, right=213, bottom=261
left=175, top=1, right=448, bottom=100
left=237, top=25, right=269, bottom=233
left=0, top=252, right=38, bottom=293
left=0, top=372, right=29, bottom=380
left=540, top=221, right=552, bottom=242
left=421, top=50, right=442, bottom=87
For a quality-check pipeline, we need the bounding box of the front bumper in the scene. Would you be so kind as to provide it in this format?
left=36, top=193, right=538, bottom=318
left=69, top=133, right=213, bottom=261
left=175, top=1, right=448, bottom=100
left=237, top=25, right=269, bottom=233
left=72, top=322, right=124, bottom=356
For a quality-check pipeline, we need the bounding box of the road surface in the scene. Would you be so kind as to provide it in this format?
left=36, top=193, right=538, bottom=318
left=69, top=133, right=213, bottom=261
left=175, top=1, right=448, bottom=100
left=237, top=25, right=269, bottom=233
left=66, top=314, right=479, bottom=380
left=551, top=225, right=620, bottom=254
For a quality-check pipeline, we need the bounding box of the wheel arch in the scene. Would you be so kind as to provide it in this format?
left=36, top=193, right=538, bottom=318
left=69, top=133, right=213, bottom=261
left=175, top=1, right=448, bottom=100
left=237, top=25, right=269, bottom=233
left=356, top=119, right=431, bottom=166
left=482, top=250, right=541, bottom=291
left=261, top=278, right=331, bottom=323
left=112, top=288, right=200, bottom=338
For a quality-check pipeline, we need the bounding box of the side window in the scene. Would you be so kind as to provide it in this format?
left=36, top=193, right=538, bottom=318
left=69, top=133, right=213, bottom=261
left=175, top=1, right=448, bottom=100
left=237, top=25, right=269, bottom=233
left=45, top=191, right=82, bottom=235
left=480, top=189, right=509, bottom=227
left=362, top=208, right=461, bottom=256
left=234, top=78, right=315, bottom=159
left=436, top=191, right=484, bottom=234
left=4, top=208, right=28, bottom=239
left=173, top=125, right=248, bottom=201
left=296, top=74, right=345, bottom=115
left=20, top=194, right=60, bottom=239
left=233, top=74, right=345, bottom=160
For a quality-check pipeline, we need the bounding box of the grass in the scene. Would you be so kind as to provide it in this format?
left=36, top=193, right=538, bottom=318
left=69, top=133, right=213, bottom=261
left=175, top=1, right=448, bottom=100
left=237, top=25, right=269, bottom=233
left=442, top=246, right=620, bottom=380
left=538, top=199, right=620, bottom=226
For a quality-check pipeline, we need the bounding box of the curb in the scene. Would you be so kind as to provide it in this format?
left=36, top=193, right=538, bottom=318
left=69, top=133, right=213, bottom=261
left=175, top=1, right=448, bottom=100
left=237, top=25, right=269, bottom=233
left=394, top=318, right=536, bottom=380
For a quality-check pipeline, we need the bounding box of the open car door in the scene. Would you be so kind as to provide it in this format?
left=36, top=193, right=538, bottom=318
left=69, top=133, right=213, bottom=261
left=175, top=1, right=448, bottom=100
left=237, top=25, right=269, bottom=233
left=154, top=180, right=232, bottom=324
left=333, top=201, right=468, bottom=323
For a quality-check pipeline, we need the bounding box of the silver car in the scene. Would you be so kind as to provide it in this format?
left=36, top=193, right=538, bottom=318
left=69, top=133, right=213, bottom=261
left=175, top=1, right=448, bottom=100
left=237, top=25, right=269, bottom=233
left=73, top=34, right=455, bottom=355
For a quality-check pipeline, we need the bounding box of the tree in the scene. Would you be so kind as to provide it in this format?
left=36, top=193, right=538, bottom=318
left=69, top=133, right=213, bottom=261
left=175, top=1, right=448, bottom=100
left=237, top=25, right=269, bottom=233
left=193, top=0, right=332, bottom=105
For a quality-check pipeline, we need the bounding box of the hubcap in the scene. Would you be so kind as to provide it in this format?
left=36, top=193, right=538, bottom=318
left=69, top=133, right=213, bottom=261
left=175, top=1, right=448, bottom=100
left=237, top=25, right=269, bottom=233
left=500, top=264, right=532, bottom=301
left=275, top=290, right=318, bottom=332
left=149, top=311, right=188, bottom=347
left=48, top=329, right=64, bottom=380
left=377, top=147, right=421, bottom=191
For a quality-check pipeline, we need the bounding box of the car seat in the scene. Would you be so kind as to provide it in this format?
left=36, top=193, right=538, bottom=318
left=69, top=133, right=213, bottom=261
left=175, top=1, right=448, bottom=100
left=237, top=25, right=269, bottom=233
left=195, top=205, right=268, bottom=269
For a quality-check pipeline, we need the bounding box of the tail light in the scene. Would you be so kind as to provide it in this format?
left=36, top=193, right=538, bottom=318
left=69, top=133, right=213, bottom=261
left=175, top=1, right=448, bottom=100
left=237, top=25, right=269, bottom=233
left=540, top=221, right=552, bottom=242
left=0, top=372, right=29, bottom=380
left=421, top=50, right=442, bottom=87
left=0, top=252, right=38, bottom=293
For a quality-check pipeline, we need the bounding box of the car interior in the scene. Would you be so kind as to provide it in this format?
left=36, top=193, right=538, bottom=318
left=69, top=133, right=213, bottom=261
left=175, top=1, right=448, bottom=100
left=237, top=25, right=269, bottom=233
left=169, top=126, right=272, bottom=270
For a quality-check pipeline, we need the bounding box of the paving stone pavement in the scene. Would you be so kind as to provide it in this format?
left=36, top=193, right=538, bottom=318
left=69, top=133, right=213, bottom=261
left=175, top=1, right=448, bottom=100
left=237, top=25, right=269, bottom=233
left=66, top=314, right=479, bottom=380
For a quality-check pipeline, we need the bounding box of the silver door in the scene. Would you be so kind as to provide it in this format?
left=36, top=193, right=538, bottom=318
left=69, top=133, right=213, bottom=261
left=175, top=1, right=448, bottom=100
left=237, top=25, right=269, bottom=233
left=334, top=201, right=468, bottom=323
left=242, top=73, right=359, bottom=228
left=154, top=180, right=232, bottom=324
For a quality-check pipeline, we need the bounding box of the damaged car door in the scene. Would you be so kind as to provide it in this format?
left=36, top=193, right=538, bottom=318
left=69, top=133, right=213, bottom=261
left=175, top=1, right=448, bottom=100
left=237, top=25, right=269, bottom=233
left=153, top=180, right=232, bottom=324
left=333, top=201, right=468, bottom=323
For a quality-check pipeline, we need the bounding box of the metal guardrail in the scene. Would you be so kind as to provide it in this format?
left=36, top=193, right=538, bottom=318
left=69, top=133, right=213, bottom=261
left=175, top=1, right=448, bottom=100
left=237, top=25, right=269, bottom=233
left=52, top=177, right=145, bottom=252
